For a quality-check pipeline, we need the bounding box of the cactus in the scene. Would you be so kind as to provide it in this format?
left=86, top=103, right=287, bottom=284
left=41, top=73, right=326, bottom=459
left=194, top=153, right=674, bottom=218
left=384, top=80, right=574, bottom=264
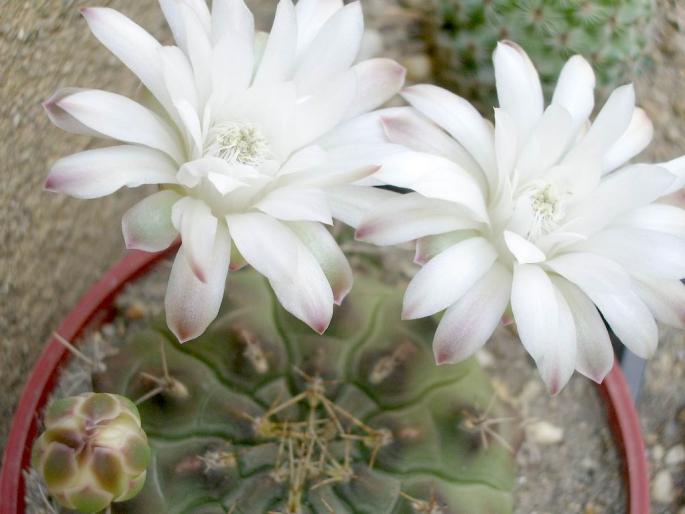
left=31, top=393, right=151, bottom=513
left=430, top=0, right=654, bottom=112
left=83, top=268, right=520, bottom=514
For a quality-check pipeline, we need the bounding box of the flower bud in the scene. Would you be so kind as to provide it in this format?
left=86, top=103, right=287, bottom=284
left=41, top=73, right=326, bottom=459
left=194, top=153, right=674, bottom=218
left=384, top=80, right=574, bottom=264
left=32, top=393, right=150, bottom=513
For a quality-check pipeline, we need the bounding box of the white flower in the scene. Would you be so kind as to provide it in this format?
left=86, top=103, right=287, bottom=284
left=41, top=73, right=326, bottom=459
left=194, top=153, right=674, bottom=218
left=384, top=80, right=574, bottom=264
left=356, top=41, right=685, bottom=393
left=44, top=0, right=405, bottom=341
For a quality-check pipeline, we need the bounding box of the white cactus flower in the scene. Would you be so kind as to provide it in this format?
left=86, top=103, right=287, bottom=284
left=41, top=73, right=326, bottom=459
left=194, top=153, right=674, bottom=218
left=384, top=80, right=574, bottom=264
left=44, top=0, right=405, bottom=341
left=356, top=41, right=685, bottom=394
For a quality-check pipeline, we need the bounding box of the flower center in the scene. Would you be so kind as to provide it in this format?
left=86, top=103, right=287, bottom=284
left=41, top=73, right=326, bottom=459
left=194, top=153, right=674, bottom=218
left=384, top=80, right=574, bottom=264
left=526, top=182, right=568, bottom=239
left=207, top=122, right=271, bottom=166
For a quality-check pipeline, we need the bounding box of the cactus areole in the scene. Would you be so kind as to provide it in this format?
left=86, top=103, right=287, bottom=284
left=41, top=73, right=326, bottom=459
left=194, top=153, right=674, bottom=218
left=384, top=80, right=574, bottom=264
left=1, top=249, right=649, bottom=513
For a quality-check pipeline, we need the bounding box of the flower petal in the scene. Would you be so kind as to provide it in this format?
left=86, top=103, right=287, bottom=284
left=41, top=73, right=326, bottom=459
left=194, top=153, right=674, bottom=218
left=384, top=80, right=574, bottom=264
left=159, top=0, right=211, bottom=51
left=165, top=224, right=231, bottom=342
left=326, top=185, right=399, bottom=227
left=211, top=29, right=254, bottom=112
left=564, top=164, right=675, bottom=235
left=287, top=221, right=353, bottom=305
left=433, top=263, right=511, bottom=365
left=122, top=190, right=181, bottom=252
left=371, top=151, right=488, bottom=221
left=551, top=55, right=595, bottom=133
left=356, top=192, right=479, bottom=246
left=346, top=58, right=406, bottom=118
left=658, top=155, right=685, bottom=195
left=553, top=277, right=613, bottom=383
left=493, top=41, right=544, bottom=140
left=160, top=45, right=199, bottom=114
left=565, top=84, right=635, bottom=163
left=172, top=197, right=218, bottom=283
left=211, top=0, right=253, bottom=44
left=602, top=107, right=653, bottom=173
left=634, top=277, right=685, bottom=329
left=511, top=265, right=577, bottom=394
left=179, top=2, right=214, bottom=105
left=269, top=240, right=334, bottom=333
left=616, top=204, right=685, bottom=237
left=256, top=187, right=333, bottom=224
left=510, top=264, right=558, bottom=360
left=414, top=231, right=473, bottom=265
left=575, top=228, right=685, bottom=280
left=294, top=1, right=362, bottom=94
left=81, top=7, right=171, bottom=112
left=402, top=237, right=498, bottom=319
left=547, top=252, right=658, bottom=358
left=294, top=0, right=343, bottom=52
left=318, top=107, right=404, bottom=148
left=503, top=230, right=546, bottom=264
left=402, top=84, right=496, bottom=176
left=228, top=212, right=299, bottom=282
left=56, top=89, right=184, bottom=162
left=381, top=108, right=482, bottom=177
left=44, top=145, right=178, bottom=199
left=43, top=88, right=105, bottom=137
left=254, top=0, right=297, bottom=85
left=516, top=104, right=574, bottom=181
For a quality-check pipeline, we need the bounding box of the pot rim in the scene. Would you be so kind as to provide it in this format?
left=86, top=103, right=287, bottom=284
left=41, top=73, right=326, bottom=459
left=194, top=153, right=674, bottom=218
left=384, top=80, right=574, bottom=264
left=0, top=248, right=650, bottom=514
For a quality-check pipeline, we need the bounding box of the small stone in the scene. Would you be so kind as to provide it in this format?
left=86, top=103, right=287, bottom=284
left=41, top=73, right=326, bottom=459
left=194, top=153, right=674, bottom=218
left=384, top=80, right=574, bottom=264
left=519, top=380, right=543, bottom=405
left=401, top=54, right=432, bottom=81
left=652, top=469, right=675, bottom=504
left=665, top=444, right=685, bottom=466
left=475, top=349, right=495, bottom=368
left=125, top=302, right=147, bottom=320
left=526, top=421, right=564, bottom=445
left=584, top=502, right=602, bottom=514
left=652, top=444, right=665, bottom=462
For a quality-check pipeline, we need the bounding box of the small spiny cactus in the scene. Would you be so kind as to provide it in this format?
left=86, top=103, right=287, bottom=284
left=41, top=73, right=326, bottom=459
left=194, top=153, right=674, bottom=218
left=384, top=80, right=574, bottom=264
left=31, top=393, right=151, bottom=513
left=83, top=268, right=520, bottom=514
left=430, top=0, right=654, bottom=111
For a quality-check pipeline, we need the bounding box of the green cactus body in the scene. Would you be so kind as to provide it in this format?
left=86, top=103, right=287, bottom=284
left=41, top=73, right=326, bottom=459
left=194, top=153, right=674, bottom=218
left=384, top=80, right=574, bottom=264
left=31, top=393, right=151, bottom=513
left=431, top=0, right=654, bottom=111
left=90, top=269, right=519, bottom=513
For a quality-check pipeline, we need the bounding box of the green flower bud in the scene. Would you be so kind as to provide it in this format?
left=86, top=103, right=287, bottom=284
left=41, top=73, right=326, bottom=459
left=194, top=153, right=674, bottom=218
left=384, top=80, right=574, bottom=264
left=32, top=393, right=150, bottom=513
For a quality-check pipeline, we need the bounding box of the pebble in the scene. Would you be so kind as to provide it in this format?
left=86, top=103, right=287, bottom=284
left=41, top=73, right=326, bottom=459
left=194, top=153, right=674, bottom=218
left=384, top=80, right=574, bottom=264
left=652, top=469, right=675, bottom=504
left=125, top=302, right=147, bottom=320
left=475, top=349, right=494, bottom=368
left=665, top=444, right=685, bottom=466
left=652, top=444, right=665, bottom=462
left=526, top=421, right=564, bottom=445
left=401, top=54, right=432, bottom=81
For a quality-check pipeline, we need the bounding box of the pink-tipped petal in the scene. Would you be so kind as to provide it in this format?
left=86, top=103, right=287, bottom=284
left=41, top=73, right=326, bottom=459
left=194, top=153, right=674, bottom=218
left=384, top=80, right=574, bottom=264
left=402, top=237, right=498, bottom=319
left=172, top=197, right=219, bottom=283
left=165, top=226, right=231, bottom=343
left=547, top=252, right=658, bottom=359
left=433, top=263, right=511, bottom=365
left=402, top=84, right=496, bottom=175
left=554, top=277, right=613, bottom=384
left=493, top=40, right=544, bottom=141
left=287, top=221, right=353, bottom=305
left=269, top=239, right=334, bottom=333
left=56, top=89, right=183, bottom=162
left=346, top=58, right=406, bottom=118
left=44, top=145, right=177, bottom=199
left=356, top=192, right=478, bottom=246
left=81, top=7, right=173, bottom=113
left=228, top=212, right=300, bottom=282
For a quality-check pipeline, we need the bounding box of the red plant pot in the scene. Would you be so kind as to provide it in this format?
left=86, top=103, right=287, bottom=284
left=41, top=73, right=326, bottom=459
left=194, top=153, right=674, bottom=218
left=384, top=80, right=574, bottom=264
left=0, top=249, right=651, bottom=514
